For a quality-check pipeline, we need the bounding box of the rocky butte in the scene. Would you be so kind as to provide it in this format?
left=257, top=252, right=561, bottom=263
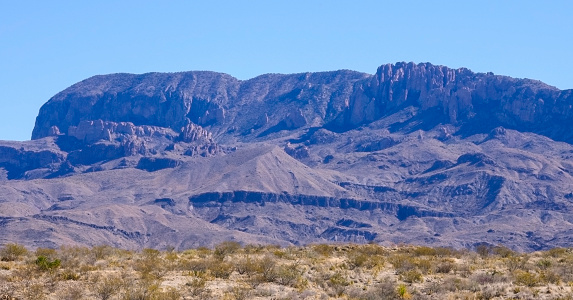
left=1, top=62, right=573, bottom=251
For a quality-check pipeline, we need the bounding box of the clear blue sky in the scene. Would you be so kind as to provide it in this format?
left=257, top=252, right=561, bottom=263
left=1, top=1, right=572, bottom=141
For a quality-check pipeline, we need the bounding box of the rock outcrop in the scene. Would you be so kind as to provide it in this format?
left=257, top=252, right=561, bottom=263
left=0, top=145, right=65, bottom=179
left=67, top=120, right=179, bottom=144
left=335, top=62, right=573, bottom=142
left=31, top=62, right=573, bottom=144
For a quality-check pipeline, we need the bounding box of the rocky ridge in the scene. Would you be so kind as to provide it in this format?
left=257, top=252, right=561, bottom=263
left=2, top=62, right=573, bottom=251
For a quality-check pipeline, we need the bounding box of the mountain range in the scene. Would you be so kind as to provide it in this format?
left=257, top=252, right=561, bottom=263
left=2, top=62, right=573, bottom=251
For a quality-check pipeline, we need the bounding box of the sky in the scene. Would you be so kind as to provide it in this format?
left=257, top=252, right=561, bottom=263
left=1, top=1, right=572, bottom=141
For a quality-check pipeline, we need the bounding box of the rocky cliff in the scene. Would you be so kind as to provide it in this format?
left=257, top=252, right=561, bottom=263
left=2, top=62, right=573, bottom=251
left=32, top=62, right=573, bottom=143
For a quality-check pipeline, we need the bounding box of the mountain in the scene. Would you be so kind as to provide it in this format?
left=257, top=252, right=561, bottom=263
left=2, top=62, right=573, bottom=251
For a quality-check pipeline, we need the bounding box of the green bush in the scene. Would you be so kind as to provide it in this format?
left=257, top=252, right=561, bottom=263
left=35, top=255, right=61, bottom=271
left=396, top=283, right=411, bottom=299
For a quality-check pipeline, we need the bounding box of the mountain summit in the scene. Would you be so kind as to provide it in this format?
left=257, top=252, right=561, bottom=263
left=2, top=62, right=573, bottom=251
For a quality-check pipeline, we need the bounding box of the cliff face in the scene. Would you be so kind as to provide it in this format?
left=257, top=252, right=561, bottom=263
left=337, top=62, right=571, bottom=140
left=31, top=70, right=369, bottom=140
left=31, top=71, right=241, bottom=139
left=3, top=62, right=573, bottom=250
left=32, top=62, right=573, bottom=143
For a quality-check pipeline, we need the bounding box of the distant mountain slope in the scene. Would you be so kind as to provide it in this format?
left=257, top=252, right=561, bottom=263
left=2, top=62, right=573, bottom=251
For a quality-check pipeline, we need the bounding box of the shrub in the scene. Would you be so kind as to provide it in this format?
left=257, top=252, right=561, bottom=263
left=470, top=270, right=508, bottom=285
left=479, top=285, right=505, bottom=300
left=196, top=246, right=211, bottom=258
left=505, top=255, right=529, bottom=272
left=227, top=285, right=251, bottom=300
left=91, top=245, right=114, bottom=260
left=434, top=259, right=455, bottom=274
left=415, top=258, right=432, bottom=274
left=122, top=278, right=160, bottom=300
left=243, top=244, right=264, bottom=254
left=141, top=248, right=160, bottom=259
left=438, top=277, right=464, bottom=293
left=455, top=262, right=473, bottom=278
left=553, top=263, right=573, bottom=283
left=254, top=255, right=277, bottom=282
left=23, top=282, right=46, bottom=300
left=357, top=244, right=386, bottom=256
left=185, top=276, right=207, bottom=297
left=328, top=272, right=350, bottom=297
left=348, top=252, right=384, bottom=270
left=492, top=245, right=515, bottom=258
left=435, top=247, right=458, bottom=258
left=155, top=287, right=181, bottom=300
left=513, top=270, right=539, bottom=287
left=235, top=256, right=258, bottom=275
left=401, top=269, right=423, bottom=283
left=59, top=284, right=84, bottom=300
left=214, top=241, right=241, bottom=261
left=476, top=244, right=490, bottom=258
left=0, top=243, right=28, bottom=261
left=413, top=246, right=437, bottom=257
left=546, top=247, right=568, bottom=258
left=389, top=254, right=411, bottom=270
left=59, top=269, right=81, bottom=280
left=539, top=270, right=561, bottom=284
left=274, top=263, right=303, bottom=287
left=35, top=255, right=61, bottom=271
left=313, top=244, right=334, bottom=257
left=397, top=283, right=412, bottom=299
left=180, top=258, right=209, bottom=273
left=358, top=278, right=398, bottom=300
left=134, top=248, right=165, bottom=279
left=536, top=258, right=552, bottom=270
left=93, top=275, right=124, bottom=300
left=35, top=247, right=57, bottom=259
left=273, top=249, right=287, bottom=258
left=59, top=246, right=93, bottom=269
left=207, top=259, right=234, bottom=279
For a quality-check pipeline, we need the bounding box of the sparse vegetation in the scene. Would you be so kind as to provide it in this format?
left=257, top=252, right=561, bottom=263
left=0, top=242, right=572, bottom=299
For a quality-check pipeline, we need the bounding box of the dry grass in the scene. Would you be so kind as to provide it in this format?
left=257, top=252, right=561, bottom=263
left=0, top=242, right=573, bottom=299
